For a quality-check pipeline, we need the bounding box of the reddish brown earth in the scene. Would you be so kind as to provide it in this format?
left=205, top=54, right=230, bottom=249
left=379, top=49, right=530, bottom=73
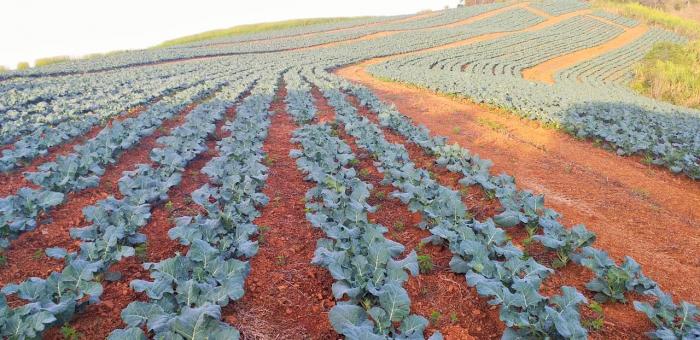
left=0, top=102, right=198, bottom=287
left=313, top=89, right=506, bottom=339
left=224, top=86, right=336, bottom=339
left=343, top=90, right=658, bottom=339
left=522, top=21, right=649, bottom=83
left=41, top=103, right=243, bottom=339
left=0, top=102, right=154, bottom=197
left=335, top=63, right=700, bottom=336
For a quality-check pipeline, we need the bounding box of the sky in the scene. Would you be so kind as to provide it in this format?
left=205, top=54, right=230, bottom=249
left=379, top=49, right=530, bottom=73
left=0, top=0, right=455, bottom=69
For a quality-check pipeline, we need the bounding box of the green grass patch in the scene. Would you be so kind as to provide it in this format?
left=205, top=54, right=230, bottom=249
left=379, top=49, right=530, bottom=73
left=156, top=17, right=368, bottom=48
left=593, top=0, right=700, bottom=38
left=16, top=62, right=30, bottom=70
left=630, top=40, right=700, bottom=109
left=476, top=117, right=507, bottom=133
left=35, top=56, right=72, bottom=68
left=591, top=1, right=700, bottom=108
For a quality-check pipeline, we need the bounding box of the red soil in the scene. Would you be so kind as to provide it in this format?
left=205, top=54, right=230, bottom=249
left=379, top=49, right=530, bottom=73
left=522, top=22, right=649, bottom=83
left=42, top=103, right=242, bottom=340
left=0, top=102, right=154, bottom=197
left=336, top=65, right=700, bottom=305
left=0, top=102, right=196, bottom=287
left=335, top=65, right=700, bottom=336
left=224, top=86, right=336, bottom=339
left=313, top=89, right=505, bottom=339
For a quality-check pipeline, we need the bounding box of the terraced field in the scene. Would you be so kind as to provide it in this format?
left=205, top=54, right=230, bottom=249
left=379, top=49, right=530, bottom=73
left=1, top=1, right=698, bottom=339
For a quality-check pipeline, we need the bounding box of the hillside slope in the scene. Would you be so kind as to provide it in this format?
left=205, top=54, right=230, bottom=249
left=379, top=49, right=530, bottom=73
left=0, top=2, right=698, bottom=339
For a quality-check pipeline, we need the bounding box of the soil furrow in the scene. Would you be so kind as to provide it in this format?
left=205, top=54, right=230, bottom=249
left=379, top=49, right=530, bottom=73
left=0, top=102, right=198, bottom=286
left=0, top=101, right=155, bottom=197
left=335, top=65, right=700, bottom=306
left=41, top=100, right=245, bottom=340
left=312, top=88, right=505, bottom=339
left=223, top=85, right=335, bottom=340
left=522, top=23, right=649, bottom=83
left=340, top=90, right=661, bottom=339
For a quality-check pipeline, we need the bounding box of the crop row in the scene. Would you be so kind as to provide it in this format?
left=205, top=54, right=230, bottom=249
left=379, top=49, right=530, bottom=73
left=0, top=73, right=257, bottom=338
left=0, top=61, right=225, bottom=146
left=529, top=0, right=590, bottom=16
left=556, top=28, right=687, bottom=86
left=0, top=60, right=256, bottom=172
left=188, top=2, right=505, bottom=50
left=0, top=3, right=509, bottom=79
left=307, top=69, right=593, bottom=338
left=181, top=16, right=406, bottom=47
left=108, top=74, right=278, bottom=339
left=590, top=9, right=639, bottom=28
left=0, top=4, right=547, bottom=155
left=314, top=6, right=545, bottom=69
left=311, top=68, right=699, bottom=338
left=0, top=72, right=243, bottom=256
left=284, top=69, right=436, bottom=339
left=368, top=35, right=700, bottom=178
left=419, top=16, right=623, bottom=75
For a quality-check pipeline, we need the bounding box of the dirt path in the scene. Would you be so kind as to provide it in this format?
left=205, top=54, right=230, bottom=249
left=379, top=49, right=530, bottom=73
left=522, top=21, right=649, bottom=83
left=224, top=86, right=335, bottom=339
left=335, top=64, right=700, bottom=305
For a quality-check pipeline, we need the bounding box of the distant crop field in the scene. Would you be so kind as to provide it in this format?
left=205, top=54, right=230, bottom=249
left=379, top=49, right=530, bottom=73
left=1, top=1, right=698, bottom=339
left=156, top=17, right=372, bottom=48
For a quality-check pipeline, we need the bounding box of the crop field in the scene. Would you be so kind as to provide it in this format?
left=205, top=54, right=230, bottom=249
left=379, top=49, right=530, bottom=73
left=0, top=0, right=699, bottom=339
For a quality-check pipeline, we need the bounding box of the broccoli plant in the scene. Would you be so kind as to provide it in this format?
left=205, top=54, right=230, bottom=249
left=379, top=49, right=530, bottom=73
left=575, top=247, right=656, bottom=303
left=0, top=188, right=64, bottom=250
left=533, top=217, right=596, bottom=268
left=634, top=287, right=700, bottom=339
